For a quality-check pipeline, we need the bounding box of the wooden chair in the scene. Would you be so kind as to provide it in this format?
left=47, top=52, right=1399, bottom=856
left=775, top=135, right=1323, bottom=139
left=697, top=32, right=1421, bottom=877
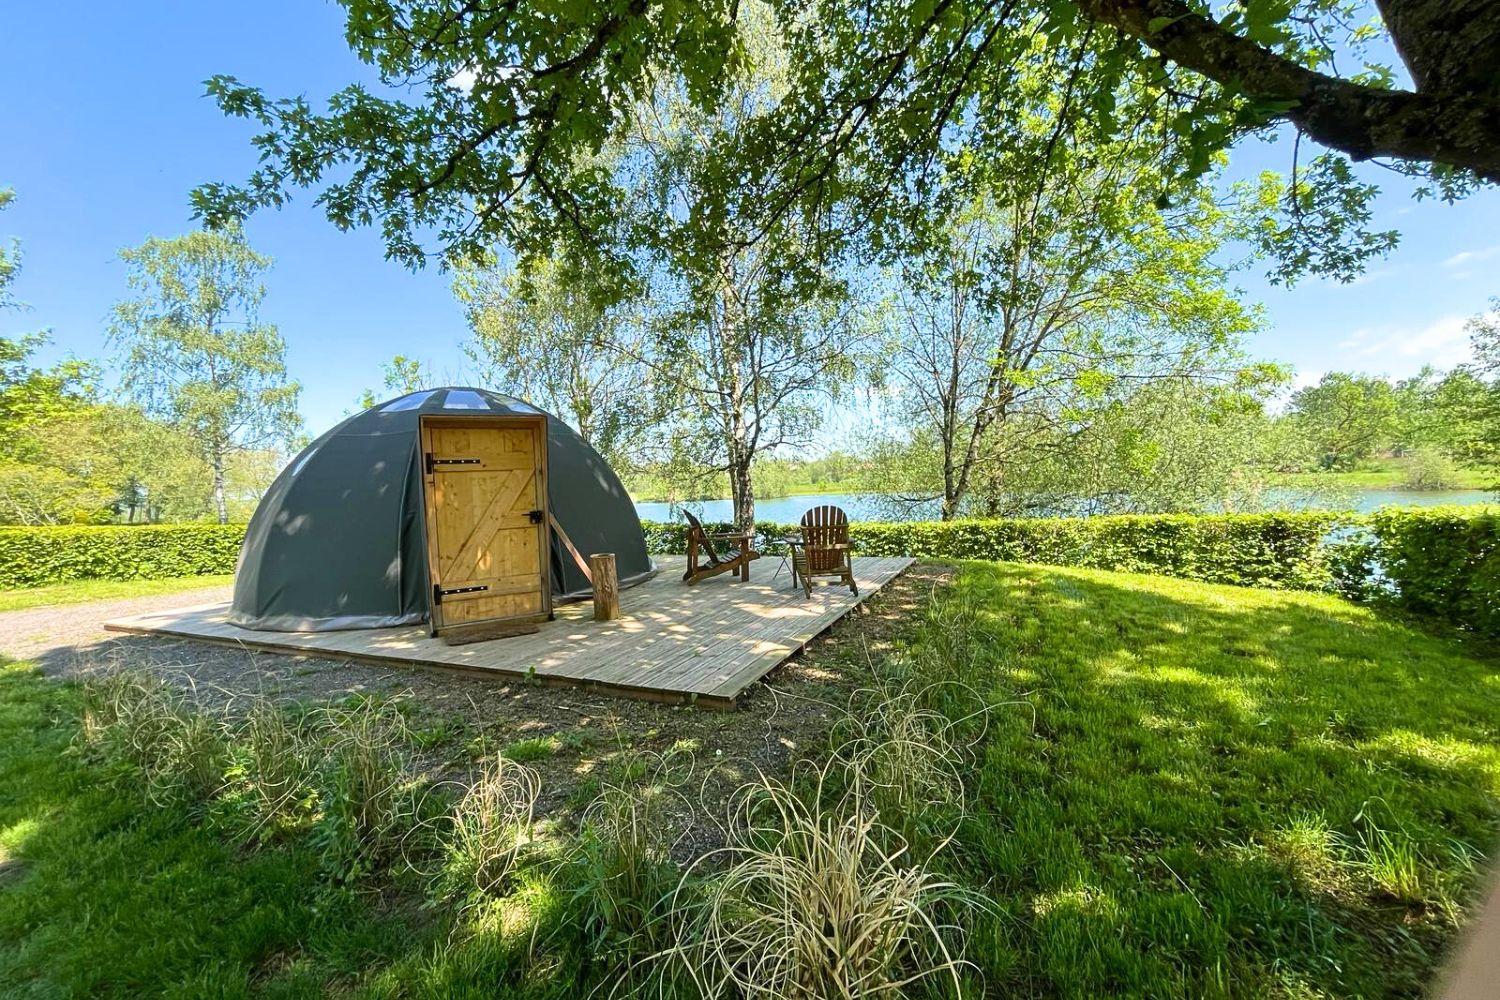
left=792, top=505, right=857, bottom=597
left=681, top=511, right=760, bottom=585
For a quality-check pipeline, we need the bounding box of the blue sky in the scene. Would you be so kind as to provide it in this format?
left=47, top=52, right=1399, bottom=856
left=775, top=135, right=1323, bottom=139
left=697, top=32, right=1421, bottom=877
left=4, top=2, right=1498, bottom=435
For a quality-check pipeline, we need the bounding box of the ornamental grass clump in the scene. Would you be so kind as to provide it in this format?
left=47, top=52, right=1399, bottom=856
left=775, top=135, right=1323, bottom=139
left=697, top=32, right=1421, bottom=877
left=311, top=698, right=423, bottom=880
left=571, top=747, right=695, bottom=961
left=667, top=758, right=983, bottom=1000
left=77, top=667, right=227, bottom=806
left=217, top=698, right=320, bottom=844
left=424, top=754, right=541, bottom=905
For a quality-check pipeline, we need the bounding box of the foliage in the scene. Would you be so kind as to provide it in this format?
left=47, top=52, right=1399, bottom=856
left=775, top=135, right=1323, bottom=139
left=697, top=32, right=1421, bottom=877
left=0, top=187, right=18, bottom=309
left=1365, top=505, right=1500, bottom=636
left=645, top=511, right=1344, bottom=591
left=610, top=5, right=868, bottom=528
left=1399, top=445, right=1461, bottom=490
left=1286, top=371, right=1399, bottom=470
left=881, top=63, right=1262, bottom=519
left=110, top=227, right=302, bottom=523
left=454, top=251, right=660, bottom=466
left=0, top=524, right=245, bottom=589
left=356, top=354, right=443, bottom=410
left=193, top=0, right=1500, bottom=286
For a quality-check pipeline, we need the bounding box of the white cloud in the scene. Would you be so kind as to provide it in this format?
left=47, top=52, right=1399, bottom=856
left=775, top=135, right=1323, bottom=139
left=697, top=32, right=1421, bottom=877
left=1336, top=314, right=1474, bottom=371
left=1290, top=368, right=1325, bottom=391
left=446, top=68, right=477, bottom=92
left=1441, top=245, right=1500, bottom=269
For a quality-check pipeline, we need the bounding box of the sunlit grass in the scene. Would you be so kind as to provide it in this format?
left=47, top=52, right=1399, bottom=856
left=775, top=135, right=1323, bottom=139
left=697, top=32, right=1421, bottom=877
left=0, top=573, right=233, bottom=612
left=2, top=558, right=1498, bottom=997
left=901, top=562, right=1500, bottom=998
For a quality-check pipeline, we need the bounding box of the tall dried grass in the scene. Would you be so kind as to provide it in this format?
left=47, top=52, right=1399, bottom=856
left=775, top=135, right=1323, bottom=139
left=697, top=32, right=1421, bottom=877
left=76, top=668, right=227, bottom=805
left=666, top=758, right=983, bottom=999
left=424, top=754, right=541, bottom=903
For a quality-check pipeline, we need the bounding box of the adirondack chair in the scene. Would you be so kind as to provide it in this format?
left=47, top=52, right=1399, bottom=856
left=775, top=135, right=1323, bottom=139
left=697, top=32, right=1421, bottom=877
left=792, top=505, right=857, bottom=597
left=681, top=511, right=760, bottom=585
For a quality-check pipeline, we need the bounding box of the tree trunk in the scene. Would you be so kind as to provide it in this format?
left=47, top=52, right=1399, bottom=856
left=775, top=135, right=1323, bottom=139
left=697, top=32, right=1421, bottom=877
left=729, top=456, right=755, bottom=534
left=211, top=450, right=228, bottom=525
left=1375, top=0, right=1500, bottom=100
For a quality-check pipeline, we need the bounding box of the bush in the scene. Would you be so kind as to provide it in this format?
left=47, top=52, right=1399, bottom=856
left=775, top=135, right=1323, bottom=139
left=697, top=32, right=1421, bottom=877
left=0, top=523, right=245, bottom=588
left=1399, top=447, right=1461, bottom=490
left=644, top=512, right=1344, bottom=591
left=1366, top=506, right=1500, bottom=636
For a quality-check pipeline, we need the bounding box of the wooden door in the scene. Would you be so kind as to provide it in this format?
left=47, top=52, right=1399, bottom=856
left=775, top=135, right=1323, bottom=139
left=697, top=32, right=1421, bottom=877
left=420, top=416, right=551, bottom=634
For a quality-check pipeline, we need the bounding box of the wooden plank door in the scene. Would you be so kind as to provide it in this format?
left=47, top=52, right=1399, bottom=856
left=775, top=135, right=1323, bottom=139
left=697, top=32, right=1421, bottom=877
left=420, top=416, right=551, bottom=634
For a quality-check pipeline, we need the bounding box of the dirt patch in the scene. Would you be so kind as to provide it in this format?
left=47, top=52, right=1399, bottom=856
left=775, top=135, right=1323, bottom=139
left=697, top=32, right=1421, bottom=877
left=32, top=565, right=954, bottom=858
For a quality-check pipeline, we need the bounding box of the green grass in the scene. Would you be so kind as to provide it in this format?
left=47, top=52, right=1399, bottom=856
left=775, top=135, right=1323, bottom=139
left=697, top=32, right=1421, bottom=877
left=897, top=562, right=1500, bottom=998
left=3, top=561, right=1497, bottom=997
left=0, top=660, right=612, bottom=998
left=0, top=574, right=234, bottom=613
left=1271, top=461, right=1492, bottom=491
left=0, top=661, right=432, bottom=996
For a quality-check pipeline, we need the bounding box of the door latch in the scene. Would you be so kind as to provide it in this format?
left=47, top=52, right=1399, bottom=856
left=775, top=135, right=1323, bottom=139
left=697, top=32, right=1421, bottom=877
left=527, top=509, right=544, bottom=524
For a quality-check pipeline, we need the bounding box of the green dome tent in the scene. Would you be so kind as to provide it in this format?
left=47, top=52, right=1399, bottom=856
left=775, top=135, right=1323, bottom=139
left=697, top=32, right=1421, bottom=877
left=231, top=387, right=654, bottom=632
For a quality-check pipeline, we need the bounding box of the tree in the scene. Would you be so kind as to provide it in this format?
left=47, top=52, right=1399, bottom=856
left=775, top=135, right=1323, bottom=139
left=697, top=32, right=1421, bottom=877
left=1285, top=372, right=1399, bottom=470
left=195, top=0, right=1496, bottom=285
left=610, top=7, right=865, bottom=529
left=453, top=252, right=659, bottom=466
left=356, top=354, right=441, bottom=410
left=110, top=228, right=302, bottom=523
left=883, top=72, right=1260, bottom=519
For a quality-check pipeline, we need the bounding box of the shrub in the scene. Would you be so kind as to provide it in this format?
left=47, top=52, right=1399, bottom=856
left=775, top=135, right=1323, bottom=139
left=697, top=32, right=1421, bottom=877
left=1398, top=447, right=1461, bottom=490
left=1365, top=506, right=1500, bottom=636
left=0, top=523, right=245, bottom=588
left=644, top=512, right=1343, bottom=591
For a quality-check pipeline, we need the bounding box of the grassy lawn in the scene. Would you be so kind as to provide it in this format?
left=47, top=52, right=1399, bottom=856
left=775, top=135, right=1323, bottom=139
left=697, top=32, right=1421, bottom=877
left=0, top=574, right=234, bottom=613
left=910, top=563, right=1500, bottom=997
left=1, top=562, right=1496, bottom=997
left=1271, top=463, right=1493, bottom=491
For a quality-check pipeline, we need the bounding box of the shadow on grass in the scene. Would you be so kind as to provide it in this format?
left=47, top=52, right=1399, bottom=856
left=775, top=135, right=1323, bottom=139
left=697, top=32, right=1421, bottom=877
left=919, top=562, right=1500, bottom=999
left=0, top=661, right=597, bottom=999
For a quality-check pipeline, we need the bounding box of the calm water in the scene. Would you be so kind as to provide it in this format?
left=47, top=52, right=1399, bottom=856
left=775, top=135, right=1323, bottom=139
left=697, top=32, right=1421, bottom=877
left=632, top=488, right=1494, bottom=524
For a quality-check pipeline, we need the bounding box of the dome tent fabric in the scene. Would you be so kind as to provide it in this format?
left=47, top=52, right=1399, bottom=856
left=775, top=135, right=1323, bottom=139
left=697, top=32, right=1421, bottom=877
left=230, top=387, right=654, bottom=631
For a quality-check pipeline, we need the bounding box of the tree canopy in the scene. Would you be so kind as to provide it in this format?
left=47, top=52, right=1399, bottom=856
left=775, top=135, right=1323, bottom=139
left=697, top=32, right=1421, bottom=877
left=195, top=0, right=1497, bottom=285
left=110, top=228, right=303, bottom=523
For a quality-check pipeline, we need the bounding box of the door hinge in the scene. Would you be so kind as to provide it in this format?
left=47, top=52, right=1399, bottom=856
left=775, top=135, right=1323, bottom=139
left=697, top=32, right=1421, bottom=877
left=528, top=509, right=544, bottom=524
left=433, top=583, right=489, bottom=604
left=425, top=453, right=482, bottom=475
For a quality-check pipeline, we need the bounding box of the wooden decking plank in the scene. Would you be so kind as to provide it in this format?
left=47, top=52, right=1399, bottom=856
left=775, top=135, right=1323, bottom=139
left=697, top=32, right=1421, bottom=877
left=104, top=556, right=914, bottom=707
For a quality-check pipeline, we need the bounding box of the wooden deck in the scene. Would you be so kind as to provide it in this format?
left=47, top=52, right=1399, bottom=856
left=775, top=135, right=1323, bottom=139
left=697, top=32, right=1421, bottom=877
left=103, top=555, right=914, bottom=709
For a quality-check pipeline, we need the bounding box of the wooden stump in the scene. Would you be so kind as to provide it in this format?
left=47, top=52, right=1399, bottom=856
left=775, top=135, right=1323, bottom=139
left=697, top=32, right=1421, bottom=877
left=590, top=552, right=621, bottom=621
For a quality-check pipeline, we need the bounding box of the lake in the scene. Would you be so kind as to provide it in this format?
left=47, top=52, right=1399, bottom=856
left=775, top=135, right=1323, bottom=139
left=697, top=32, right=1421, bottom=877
left=632, top=488, right=1495, bottom=524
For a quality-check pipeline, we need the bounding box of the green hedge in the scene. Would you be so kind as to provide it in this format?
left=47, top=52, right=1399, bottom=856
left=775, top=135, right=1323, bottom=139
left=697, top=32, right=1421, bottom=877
left=643, top=512, right=1344, bottom=591
left=0, top=524, right=246, bottom=589
left=1364, top=506, right=1500, bottom=636
left=6, top=508, right=1498, bottom=636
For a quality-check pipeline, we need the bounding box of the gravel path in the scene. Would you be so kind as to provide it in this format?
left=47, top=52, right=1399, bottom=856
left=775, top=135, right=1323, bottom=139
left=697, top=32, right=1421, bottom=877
left=0, top=585, right=234, bottom=663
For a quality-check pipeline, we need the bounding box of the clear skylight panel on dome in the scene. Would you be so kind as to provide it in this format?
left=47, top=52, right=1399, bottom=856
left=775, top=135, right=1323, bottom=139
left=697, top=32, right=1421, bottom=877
left=442, top=389, right=490, bottom=410
left=379, top=390, right=438, bottom=412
